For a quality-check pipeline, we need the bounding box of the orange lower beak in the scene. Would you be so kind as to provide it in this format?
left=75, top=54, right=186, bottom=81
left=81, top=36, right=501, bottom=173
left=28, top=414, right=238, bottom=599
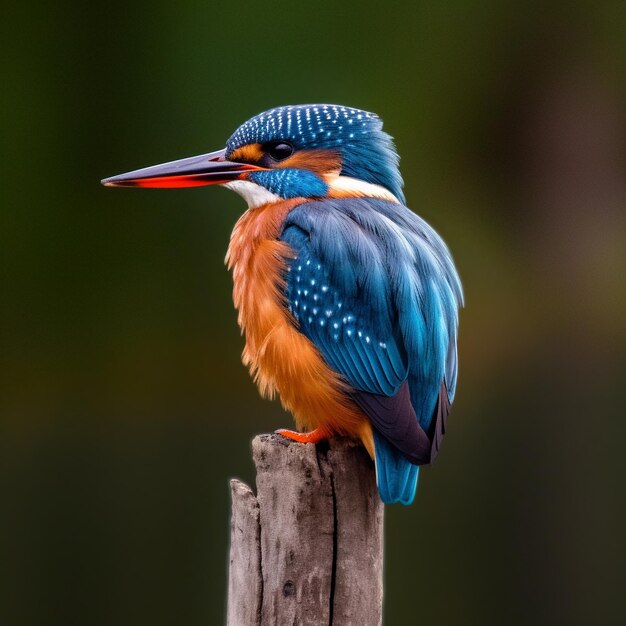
left=101, top=149, right=263, bottom=188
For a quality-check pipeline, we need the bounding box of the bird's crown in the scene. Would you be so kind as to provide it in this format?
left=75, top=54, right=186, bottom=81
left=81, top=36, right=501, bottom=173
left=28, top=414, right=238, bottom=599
left=227, top=104, right=379, bottom=152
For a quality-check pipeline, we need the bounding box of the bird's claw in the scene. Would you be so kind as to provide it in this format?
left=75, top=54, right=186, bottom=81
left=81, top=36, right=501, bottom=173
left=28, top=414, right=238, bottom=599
left=275, top=427, right=329, bottom=444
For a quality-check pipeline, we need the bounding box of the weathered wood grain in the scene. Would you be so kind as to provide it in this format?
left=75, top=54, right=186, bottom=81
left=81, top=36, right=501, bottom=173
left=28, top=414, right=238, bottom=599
left=328, top=439, right=384, bottom=626
left=227, top=479, right=262, bottom=626
left=227, top=434, right=384, bottom=626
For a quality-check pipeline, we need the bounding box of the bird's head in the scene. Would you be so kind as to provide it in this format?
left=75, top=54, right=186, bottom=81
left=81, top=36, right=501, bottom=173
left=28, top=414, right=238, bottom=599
left=102, top=104, right=405, bottom=205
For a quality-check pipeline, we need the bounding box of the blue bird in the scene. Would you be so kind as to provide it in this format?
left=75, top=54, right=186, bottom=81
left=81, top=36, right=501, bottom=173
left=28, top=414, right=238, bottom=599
left=102, top=104, right=463, bottom=505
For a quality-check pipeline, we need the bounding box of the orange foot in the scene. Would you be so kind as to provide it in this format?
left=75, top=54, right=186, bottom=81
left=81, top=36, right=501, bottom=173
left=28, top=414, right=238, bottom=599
left=275, top=427, right=330, bottom=444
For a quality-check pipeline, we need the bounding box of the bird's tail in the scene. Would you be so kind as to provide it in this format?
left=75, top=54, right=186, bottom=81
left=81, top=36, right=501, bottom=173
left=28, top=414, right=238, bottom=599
left=373, top=431, right=419, bottom=505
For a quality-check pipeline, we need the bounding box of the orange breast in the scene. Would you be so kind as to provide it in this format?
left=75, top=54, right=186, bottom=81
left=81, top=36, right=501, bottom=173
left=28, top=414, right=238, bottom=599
left=225, top=198, right=371, bottom=444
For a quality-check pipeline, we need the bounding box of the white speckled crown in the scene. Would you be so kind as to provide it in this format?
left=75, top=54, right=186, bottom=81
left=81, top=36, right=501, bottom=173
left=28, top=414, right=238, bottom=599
left=225, top=104, right=381, bottom=153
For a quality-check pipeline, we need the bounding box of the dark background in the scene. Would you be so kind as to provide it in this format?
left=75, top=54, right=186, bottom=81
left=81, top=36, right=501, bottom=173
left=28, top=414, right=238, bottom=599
left=2, top=1, right=625, bottom=624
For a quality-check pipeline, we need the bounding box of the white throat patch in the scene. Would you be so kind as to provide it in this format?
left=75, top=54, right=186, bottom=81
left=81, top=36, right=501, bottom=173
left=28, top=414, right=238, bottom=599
left=224, top=180, right=282, bottom=209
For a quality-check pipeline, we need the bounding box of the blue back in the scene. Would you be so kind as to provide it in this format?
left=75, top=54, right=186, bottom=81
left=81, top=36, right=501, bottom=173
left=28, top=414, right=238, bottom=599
left=280, top=197, right=462, bottom=503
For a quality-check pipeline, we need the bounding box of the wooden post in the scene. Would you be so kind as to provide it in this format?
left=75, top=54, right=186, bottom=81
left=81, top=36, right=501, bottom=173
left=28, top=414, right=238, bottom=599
left=227, top=434, right=384, bottom=626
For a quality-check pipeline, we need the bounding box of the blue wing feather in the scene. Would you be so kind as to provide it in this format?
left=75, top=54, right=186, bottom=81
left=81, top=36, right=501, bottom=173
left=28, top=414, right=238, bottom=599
left=281, top=222, right=406, bottom=396
left=280, top=197, right=462, bottom=503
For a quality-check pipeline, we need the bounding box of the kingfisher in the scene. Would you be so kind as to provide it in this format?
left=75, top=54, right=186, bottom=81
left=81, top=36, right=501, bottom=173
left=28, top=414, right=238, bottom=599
left=102, top=104, right=463, bottom=505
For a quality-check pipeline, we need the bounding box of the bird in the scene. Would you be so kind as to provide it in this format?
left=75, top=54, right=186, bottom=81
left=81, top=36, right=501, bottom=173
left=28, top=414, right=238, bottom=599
left=102, top=104, right=463, bottom=505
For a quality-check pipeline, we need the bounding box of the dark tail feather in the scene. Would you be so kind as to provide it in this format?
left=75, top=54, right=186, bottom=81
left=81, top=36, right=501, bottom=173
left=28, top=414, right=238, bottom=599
left=365, top=382, right=452, bottom=504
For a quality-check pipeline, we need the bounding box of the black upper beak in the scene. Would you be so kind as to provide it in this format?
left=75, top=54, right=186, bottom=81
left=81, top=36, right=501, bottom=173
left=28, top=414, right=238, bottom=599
left=101, top=149, right=263, bottom=188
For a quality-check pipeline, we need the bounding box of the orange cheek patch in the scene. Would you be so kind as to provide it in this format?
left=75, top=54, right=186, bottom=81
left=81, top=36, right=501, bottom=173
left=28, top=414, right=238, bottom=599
left=229, top=143, right=264, bottom=163
left=277, top=149, right=342, bottom=175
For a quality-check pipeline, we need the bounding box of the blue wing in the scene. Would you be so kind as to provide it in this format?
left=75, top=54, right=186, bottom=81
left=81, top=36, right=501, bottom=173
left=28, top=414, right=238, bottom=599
left=281, top=224, right=408, bottom=397
left=280, top=198, right=462, bottom=504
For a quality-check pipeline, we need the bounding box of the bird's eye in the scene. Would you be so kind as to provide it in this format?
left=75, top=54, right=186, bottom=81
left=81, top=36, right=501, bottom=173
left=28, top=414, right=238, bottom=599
left=266, top=142, right=294, bottom=161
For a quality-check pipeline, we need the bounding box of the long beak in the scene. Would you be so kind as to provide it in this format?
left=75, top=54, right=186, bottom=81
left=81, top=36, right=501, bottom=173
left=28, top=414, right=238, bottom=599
left=101, top=149, right=263, bottom=188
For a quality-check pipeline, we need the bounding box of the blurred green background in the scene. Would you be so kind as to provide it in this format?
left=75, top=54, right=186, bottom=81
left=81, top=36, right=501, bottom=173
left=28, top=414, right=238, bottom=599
left=2, top=1, right=625, bottom=624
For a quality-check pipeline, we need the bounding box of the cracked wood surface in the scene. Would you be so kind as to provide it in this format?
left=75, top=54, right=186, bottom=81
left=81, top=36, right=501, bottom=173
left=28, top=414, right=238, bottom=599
left=227, top=434, right=383, bottom=626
